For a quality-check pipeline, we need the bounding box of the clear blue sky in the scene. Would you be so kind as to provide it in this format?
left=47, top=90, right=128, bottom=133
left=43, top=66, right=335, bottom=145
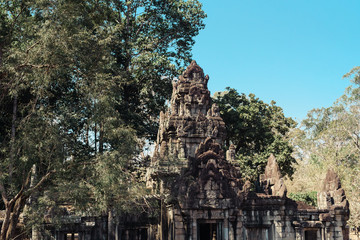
left=191, top=0, right=360, bottom=122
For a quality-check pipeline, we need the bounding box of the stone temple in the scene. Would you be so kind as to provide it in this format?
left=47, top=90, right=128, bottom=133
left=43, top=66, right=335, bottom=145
left=47, top=61, right=349, bottom=239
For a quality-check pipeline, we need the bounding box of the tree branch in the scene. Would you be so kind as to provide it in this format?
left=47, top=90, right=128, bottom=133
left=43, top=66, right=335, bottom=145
left=8, top=5, right=27, bottom=38
left=24, top=170, right=56, bottom=197
left=343, top=126, right=360, bottom=152
left=16, top=64, right=56, bottom=70
left=0, top=181, right=9, bottom=206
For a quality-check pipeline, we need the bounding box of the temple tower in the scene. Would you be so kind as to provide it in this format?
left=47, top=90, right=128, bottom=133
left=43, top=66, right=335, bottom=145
left=151, top=60, right=226, bottom=169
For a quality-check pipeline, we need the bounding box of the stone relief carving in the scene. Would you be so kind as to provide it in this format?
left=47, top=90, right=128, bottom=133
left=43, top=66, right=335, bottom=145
left=259, top=154, right=287, bottom=198
left=317, top=168, right=349, bottom=210
left=150, top=60, right=225, bottom=160
left=142, top=61, right=350, bottom=240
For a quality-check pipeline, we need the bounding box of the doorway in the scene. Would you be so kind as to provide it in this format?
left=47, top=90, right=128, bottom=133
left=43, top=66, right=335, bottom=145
left=304, top=230, right=317, bottom=240
left=198, top=222, right=223, bottom=240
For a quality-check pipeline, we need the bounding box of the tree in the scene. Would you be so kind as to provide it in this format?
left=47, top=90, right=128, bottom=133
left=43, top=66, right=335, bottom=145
left=0, top=1, right=95, bottom=238
left=287, top=66, right=360, bottom=230
left=101, top=0, right=206, bottom=140
left=0, top=0, right=206, bottom=239
left=213, top=87, right=297, bottom=180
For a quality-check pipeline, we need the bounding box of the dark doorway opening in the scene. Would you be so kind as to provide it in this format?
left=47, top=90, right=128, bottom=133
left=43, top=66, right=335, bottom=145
left=139, top=228, right=148, bottom=240
left=198, top=222, right=222, bottom=240
left=305, top=230, right=317, bottom=240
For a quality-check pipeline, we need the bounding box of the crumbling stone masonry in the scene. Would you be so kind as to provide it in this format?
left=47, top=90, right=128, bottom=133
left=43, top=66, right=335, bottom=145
left=41, top=61, right=349, bottom=240
left=146, top=61, right=349, bottom=240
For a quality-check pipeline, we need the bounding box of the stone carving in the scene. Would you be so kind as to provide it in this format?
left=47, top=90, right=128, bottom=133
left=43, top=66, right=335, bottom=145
left=159, top=141, right=168, bottom=158
left=178, top=138, right=186, bottom=159
left=317, top=168, right=349, bottom=210
left=145, top=61, right=350, bottom=240
left=48, top=61, right=351, bottom=240
left=226, top=144, right=236, bottom=162
left=151, top=60, right=225, bottom=162
left=173, top=138, right=247, bottom=209
left=260, top=154, right=287, bottom=198
left=207, top=103, right=221, bottom=117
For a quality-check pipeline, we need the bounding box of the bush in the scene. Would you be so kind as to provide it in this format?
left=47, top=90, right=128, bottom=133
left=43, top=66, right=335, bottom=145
left=288, top=191, right=317, bottom=207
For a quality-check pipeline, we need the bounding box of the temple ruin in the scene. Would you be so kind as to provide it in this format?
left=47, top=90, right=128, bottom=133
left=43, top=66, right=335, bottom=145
left=45, top=61, right=349, bottom=239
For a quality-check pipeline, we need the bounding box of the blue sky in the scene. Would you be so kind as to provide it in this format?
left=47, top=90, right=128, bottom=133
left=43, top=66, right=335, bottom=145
left=191, top=0, right=360, bottom=122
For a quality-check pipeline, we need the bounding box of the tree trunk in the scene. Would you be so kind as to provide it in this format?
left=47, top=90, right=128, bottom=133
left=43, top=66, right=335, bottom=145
left=0, top=43, right=3, bottom=66
left=0, top=195, right=26, bottom=240
left=85, top=124, right=89, bottom=147
left=28, top=165, right=40, bottom=240
left=1, top=169, right=53, bottom=240
left=0, top=203, right=12, bottom=240
left=108, top=209, right=115, bottom=240
left=6, top=196, right=26, bottom=240
left=9, top=95, right=18, bottom=180
left=95, top=123, right=97, bottom=153
left=99, top=123, right=104, bottom=153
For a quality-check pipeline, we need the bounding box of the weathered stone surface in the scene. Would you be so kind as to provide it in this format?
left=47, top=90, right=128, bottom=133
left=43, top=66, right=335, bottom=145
left=260, top=154, right=287, bottom=197
left=152, top=60, right=226, bottom=164
left=226, top=144, right=236, bottom=162
left=172, top=138, right=247, bottom=209
left=318, top=168, right=349, bottom=210
left=320, top=212, right=332, bottom=222
left=45, top=61, right=350, bottom=240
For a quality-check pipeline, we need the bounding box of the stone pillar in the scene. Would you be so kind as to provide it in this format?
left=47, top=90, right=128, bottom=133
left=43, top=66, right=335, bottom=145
left=31, top=227, right=40, bottom=240
left=295, top=227, right=303, bottom=240
left=223, top=218, right=229, bottom=240
left=321, top=227, right=325, bottom=240
left=108, top=209, right=116, bottom=240
left=235, top=216, right=243, bottom=240
left=125, top=230, right=129, bottom=240
left=174, top=215, right=186, bottom=240
left=326, top=227, right=331, bottom=240
left=229, top=221, right=235, bottom=240
left=275, top=221, right=285, bottom=239
left=192, top=218, right=197, bottom=240
left=334, top=225, right=344, bottom=240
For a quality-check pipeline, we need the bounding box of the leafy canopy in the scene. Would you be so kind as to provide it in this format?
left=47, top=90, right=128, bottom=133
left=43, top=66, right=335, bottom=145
left=213, top=87, right=297, bottom=180
left=0, top=0, right=206, bottom=238
left=287, top=66, right=360, bottom=229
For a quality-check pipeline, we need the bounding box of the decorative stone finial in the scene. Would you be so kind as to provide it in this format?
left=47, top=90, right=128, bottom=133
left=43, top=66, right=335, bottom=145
left=226, top=144, right=236, bottom=162
left=260, top=154, right=287, bottom=197
left=317, top=168, right=349, bottom=210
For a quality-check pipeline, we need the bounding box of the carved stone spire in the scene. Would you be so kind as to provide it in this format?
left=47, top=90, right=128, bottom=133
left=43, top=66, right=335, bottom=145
left=317, top=168, right=349, bottom=210
left=153, top=61, right=226, bottom=162
left=260, top=154, right=287, bottom=198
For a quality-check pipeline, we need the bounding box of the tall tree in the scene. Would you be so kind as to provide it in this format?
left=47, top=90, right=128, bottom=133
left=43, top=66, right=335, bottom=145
left=0, top=0, right=206, bottom=239
left=0, top=1, right=94, bottom=238
left=287, top=66, right=360, bottom=230
left=213, top=87, right=297, bottom=180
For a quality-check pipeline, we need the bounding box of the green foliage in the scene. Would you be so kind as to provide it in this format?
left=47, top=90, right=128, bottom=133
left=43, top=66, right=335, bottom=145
left=0, top=0, right=206, bottom=238
left=213, top=87, right=297, bottom=180
left=288, top=66, right=360, bottom=229
left=288, top=191, right=317, bottom=207
left=99, top=0, right=206, bottom=140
